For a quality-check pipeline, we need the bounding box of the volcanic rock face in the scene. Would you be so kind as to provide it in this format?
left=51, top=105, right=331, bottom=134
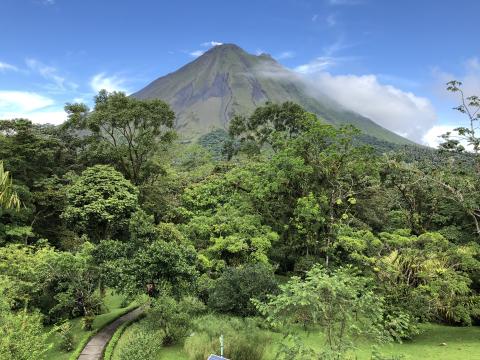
left=132, top=44, right=411, bottom=144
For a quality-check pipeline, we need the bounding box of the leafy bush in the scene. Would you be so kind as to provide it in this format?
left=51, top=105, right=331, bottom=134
left=55, top=321, right=74, bottom=352
left=145, top=295, right=205, bottom=346
left=382, top=309, right=421, bottom=342
left=0, top=299, right=52, bottom=360
left=81, top=314, right=95, bottom=330
left=274, top=334, right=318, bottom=360
left=208, top=263, right=278, bottom=316
left=255, top=266, right=387, bottom=356
left=184, top=315, right=269, bottom=360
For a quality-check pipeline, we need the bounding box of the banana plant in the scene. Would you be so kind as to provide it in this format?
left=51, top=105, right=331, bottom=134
left=0, top=161, right=20, bottom=210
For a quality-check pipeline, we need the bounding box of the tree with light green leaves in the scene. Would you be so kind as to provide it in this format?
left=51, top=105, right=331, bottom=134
left=254, top=266, right=387, bottom=359
left=0, top=161, right=20, bottom=210
left=0, top=276, right=52, bottom=360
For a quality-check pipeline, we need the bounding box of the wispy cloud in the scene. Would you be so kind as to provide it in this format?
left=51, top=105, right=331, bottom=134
left=201, top=41, right=223, bottom=47
left=189, top=50, right=205, bottom=57
left=0, top=61, right=18, bottom=72
left=323, top=38, right=352, bottom=56
left=312, top=14, right=319, bottom=22
left=0, top=90, right=54, bottom=113
left=26, top=58, right=77, bottom=92
left=90, top=73, right=128, bottom=93
left=0, top=90, right=73, bottom=125
left=276, top=51, right=295, bottom=60
left=326, top=14, right=337, bottom=27
left=432, top=57, right=480, bottom=100
left=294, top=38, right=354, bottom=73
left=328, top=0, right=364, bottom=5
left=188, top=41, right=223, bottom=57
left=294, top=57, right=337, bottom=73
left=42, top=0, right=55, bottom=5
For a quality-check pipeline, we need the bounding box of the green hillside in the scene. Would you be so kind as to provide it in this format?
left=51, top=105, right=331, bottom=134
left=132, top=44, right=412, bottom=145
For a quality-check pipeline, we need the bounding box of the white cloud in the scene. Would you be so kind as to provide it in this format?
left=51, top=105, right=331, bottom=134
left=189, top=50, right=205, bottom=57
left=433, top=57, right=480, bottom=100
left=0, top=62, right=18, bottom=72
left=0, top=91, right=54, bottom=113
left=90, top=73, right=128, bottom=93
left=26, top=58, right=77, bottom=91
left=294, top=57, right=337, bottom=73
left=422, top=125, right=456, bottom=148
left=294, top=39, right=353, bottom=73
left=426, top=56, right=480, bottom=148
left=2, top=110, right=66, bottom=125
left=326, top=14, right=337, bottom=27
left=0, top=91, right=65, bottom=125
left=43, top=0, right=55, bottom=5
left=201, top=41, right=223, bottom=47
left=276, top=51, right=295, bottom=60
left=301, top=72, right=437, bottom=143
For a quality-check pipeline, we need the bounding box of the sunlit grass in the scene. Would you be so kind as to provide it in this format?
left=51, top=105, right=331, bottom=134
left=150, top=320, right=480, bottom=360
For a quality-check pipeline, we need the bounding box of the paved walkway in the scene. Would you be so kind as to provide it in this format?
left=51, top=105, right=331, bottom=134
left=78, top=307, right=143, bottom=360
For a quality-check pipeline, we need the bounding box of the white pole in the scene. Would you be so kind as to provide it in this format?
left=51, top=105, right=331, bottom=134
left=220, top=334, right=224, bottom=357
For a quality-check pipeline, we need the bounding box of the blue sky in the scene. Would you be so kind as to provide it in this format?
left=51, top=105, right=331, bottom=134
left=1, top=0, right=479, bottom=145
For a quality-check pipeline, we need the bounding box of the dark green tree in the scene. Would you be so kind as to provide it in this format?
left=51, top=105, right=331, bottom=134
left=62, top=165, right=139, bottom=242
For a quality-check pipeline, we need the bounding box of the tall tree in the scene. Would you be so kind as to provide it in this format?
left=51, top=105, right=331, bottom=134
left=62, top=165, right=139, bottom=242
left=65, top=90, right=176, bottom=185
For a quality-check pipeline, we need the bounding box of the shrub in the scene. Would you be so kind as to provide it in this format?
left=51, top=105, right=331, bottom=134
left=145, top=295, right=205, bottom=346
left=55, top=321, right=74, bottom=352
left=208, top=263, right=278, bottom=316
left=382, top=310, right=420, bottom=342
left=81, top=314, right=95, bottom=331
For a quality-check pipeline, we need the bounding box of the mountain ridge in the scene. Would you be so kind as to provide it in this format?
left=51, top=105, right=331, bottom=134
left=132, top=44, right=412, bottom=145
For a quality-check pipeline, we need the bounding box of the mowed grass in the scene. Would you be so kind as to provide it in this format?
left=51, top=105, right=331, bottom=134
left=151, top=322, right=480, bottom=360
left=43, top=291, right=133, bottom=360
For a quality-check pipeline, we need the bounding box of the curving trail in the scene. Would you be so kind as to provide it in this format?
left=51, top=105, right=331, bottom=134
left=77, top=307, right=143, bottom=360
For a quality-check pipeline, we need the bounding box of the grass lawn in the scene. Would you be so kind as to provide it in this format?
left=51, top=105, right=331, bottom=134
left=149, top=322, right=480, bottom=360
left=43, top=291, right=134, bottom=360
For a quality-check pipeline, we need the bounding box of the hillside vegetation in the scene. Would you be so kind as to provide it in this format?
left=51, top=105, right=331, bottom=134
left=0, top=81, right=479, bottom=359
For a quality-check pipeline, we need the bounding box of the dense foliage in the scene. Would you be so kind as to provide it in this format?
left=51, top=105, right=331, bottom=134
left=0, top=85, right=479, bottom=359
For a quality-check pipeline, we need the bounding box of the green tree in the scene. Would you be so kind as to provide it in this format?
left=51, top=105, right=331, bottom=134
left=0, top=243, right=102, bottom=323
left=145, top=295, right=205, bottom=345
left=0, top=162, right=20, bottom=210
left=208, top=263, right=278, bottom=316
left=255, top=266, right=386, bottom=358
left=65, top=90, right=176, bottom=185
left=435, top=80, right=480, bottom=235
left=0, top=119, right=78, bottom=188
left=95, top=213, right=198, bottom=298
left=442, top=81, right=480, bottom=164
left=229, top=101, right=310, bottom=153
left=62, top=165, right=139, bottom=242
left=0, top=277, right=52, bottom=360
left=0, top=119, right=82, bottom=247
